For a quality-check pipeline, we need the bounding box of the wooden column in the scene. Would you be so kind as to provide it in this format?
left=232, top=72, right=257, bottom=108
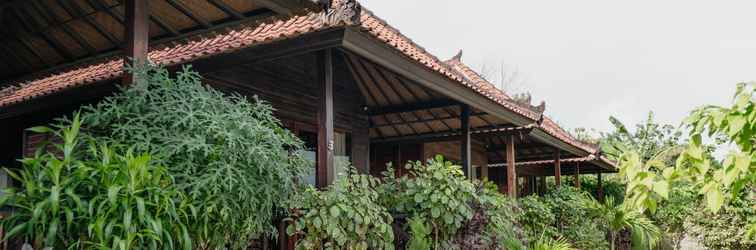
left=480, top=164, right=489, bottom=181
left=317, top=49, right=335, bottom=188
left=554, top=150, right=562, bottom=187
left=597, top=173, right=604, bottom=202
left=574, top=162, right=581, bottom=188
left=460, top=104, right=471, bottom=178
left=123, top=0, right=149, bottom=85
left=506, top=135, right=517, bottom=198
left=539, top=176, right=547, bottom=195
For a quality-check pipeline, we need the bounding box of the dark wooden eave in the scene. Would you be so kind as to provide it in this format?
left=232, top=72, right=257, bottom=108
left=0, top=0, right=316, bottom=84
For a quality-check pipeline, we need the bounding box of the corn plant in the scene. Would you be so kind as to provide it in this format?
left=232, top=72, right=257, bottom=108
left=0, top=114, right=192, bottom=249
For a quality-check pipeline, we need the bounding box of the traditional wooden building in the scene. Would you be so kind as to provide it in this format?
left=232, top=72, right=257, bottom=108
left=0, top=0, right=614, bottom=201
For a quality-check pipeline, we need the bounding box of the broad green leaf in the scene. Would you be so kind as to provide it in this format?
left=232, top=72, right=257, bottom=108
left=652, top=181, right=669, bottom=199
left=706, top=188, right=724, bottom=212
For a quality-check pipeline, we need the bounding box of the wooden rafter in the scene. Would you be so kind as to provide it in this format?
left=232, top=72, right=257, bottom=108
left=344, top=52, right=404, bottom=137
left=371, top=123, right=531, bottom=144
left=355, top=57, right=421, bottom=135
left=369, top=111, right=486, bottom=129
left=367, top=99, right=459, bottom=116
left=208, top=0, right=244, bottom=20
left=56, top=0, right=120, bottom=46
left=29, top=1, right=97, bottom=55
left=0, top=22, right=48, bottom=68
left=392, top=74, right=454, bottom=131
left=166, top=0, right=212, bottom=29
left=256, top=0, right=297, bottom=16
left=395, top=76, right=456, bottom=131
left=369, top=62, right=436, bottom=133
left=87, top=0, right=125, bottom=25
left=8, top=4, right=74, bottom=61
left=343, top=54, right=385, bottom=138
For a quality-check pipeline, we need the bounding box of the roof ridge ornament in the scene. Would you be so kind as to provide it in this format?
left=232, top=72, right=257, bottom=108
left=321, top=0, right=361, bottom=26
left=450, top=49, right=463, bottom=63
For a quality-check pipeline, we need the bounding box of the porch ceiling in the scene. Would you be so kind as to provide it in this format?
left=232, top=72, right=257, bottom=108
left=0, top=0, right=313, bottom=84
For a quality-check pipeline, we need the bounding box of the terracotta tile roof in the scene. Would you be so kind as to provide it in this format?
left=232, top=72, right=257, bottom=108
left=0, top=2, right=612, bottom=169
left=441, top=51, right=602, bottom=154
left=488, top=155, right=597, bottom=168
left=0, top=10, right=332, bottom=107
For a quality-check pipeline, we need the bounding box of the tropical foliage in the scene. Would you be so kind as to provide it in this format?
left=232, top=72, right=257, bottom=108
left=77, top=63, right=309, bottom=248
left=378, top=156, right=476, bottom=246
left=287, top=167, right=394, bottom=250
left=0, top=115, right=192, bottom=249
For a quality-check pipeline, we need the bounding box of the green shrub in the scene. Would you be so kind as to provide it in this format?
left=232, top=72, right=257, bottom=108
left=472, top=182, right=528, bottom=249
left=379, top=156, right=475, bottom=246
left=406, top=216, right=431, bottom=250
left=78, top=64, right=309, bottom=248
left=287, top=167, right=394, bottom=250
left=685, top=190, right=756, bottom=250
left=577, top=175, right=626, bottom=203
left=651, top=185, right=698, bottom=249
left=519, top=195, right=557, bottom=239
left=542, top=187, right=609, bottom=250
left=0, top=115, right=192, bottom=249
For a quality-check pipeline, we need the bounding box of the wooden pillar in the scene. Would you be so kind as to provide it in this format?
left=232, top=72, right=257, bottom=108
left=480, top=164, right=489, bottom=181
left=316, top=49, right=335, bottom=188
left=123, top=0, right=149, bottom=85
left=597, top=173, right=604, bottom=202
left=460, top=104, right=471, bottom=178
left=574, top=162, right=581, bottom=189
left=506, top=135, right=517, bottom=198
left=554, top=150, right=561, bottom=187
left=539, top=176, right=547, bottom=195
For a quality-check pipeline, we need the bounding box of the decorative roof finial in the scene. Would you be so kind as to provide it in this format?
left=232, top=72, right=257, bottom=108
left=451, top=50, right=463, bottom=63
left=321, top=0, right=361, bottom=25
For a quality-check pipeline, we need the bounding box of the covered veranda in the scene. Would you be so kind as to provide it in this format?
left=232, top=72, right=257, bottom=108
left=0, top=0, right=615, bottom=202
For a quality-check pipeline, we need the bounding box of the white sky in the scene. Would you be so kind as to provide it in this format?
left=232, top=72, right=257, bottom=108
left=360, top=0, right=751, bottom=134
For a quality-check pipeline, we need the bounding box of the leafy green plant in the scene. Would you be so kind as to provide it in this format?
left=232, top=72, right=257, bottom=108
left=474, top=183, right=528, bottom=249
left=602, top=111, right=683, bottom=163
left=406, top=216, right=431, bottom=250
left=685, top=190, right=756, bottom=249
left=614, top=149, right=674, bottom=214
left=287, top=167, right=394, bottom=250
left=541, top=187, right=609, bottom=250
left=78, top=63, right=309, bottom=248
left=675, top=83, right=754, bottom=218
left=531, top=234, right=575, bottom=250
left=585, top=196, right=660, bottom=250
left=381, top=156, right=475, bottom=246
left=518, top=195, right=557, bottom=239
left=0, top=114, right=192, bottom=249
left=651, top=186, right=698, bottom=249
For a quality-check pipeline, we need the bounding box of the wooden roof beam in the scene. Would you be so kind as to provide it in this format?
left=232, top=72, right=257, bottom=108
left=256, top=0, right=298, bottom=16
left=371, top=123, right=533, bottom=144
left=369, top=111, right=486, bottom=129
left=166, top=0, right=212, bottom=29
left=6, top=5, right=74, bottom=61
left=208, top=0, right=244, bottom=20
left=367, top=99, right=459, bottom=116
left=56, top=0, right=120, bottom=46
